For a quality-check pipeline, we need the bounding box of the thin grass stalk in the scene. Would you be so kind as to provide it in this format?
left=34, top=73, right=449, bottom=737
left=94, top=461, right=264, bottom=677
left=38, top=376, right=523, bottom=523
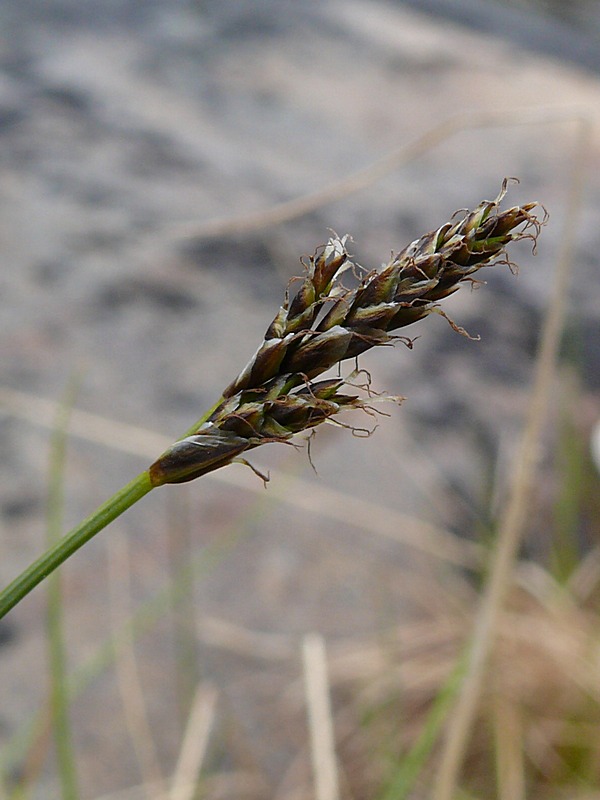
left=493, top=697, right=526, bottom=800
left=169, top=683, right=217, bottom=800
left=0, top=470, right=153, bottom=619
left=0, top=394, right=224, bottom=622
left=432, top=117, right=593, bottom=800
left=164, top=107, right=582, bottom=242
left=108, top=536, right=166, bottom=795
left=378, top=650, right=469, bottom=800
left=46, top=379, right=80, bottom=800
left=302, top=634, right=340, bottom=800
left=550, top=371, right=588, bottom=582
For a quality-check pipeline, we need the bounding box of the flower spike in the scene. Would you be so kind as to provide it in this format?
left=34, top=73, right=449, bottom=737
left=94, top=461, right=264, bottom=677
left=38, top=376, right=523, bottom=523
left=150, top=184, right=543, bottom=486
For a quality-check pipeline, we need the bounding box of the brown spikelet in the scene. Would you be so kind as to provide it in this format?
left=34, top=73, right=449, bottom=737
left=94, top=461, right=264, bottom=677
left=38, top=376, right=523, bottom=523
left=149, top=182, right=544, bottom=486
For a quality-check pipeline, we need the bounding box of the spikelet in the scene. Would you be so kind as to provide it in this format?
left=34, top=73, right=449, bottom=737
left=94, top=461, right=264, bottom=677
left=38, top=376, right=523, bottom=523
left=149, top=182, right=543, bottom=487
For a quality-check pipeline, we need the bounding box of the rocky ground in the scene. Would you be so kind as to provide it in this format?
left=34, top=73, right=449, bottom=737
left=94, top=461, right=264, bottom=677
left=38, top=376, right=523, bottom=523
left=1, top=0, right=600, bottom=796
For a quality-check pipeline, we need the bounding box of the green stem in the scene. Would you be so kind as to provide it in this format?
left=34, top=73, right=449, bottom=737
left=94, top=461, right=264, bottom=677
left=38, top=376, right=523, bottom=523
left=0, top=471, right=153, bottom=620
left=0, top=400, right=224, bottom=621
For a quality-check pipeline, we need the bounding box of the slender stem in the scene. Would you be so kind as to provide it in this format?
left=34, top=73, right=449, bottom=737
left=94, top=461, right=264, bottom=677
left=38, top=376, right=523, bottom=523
left=0, top=471, right=153, bottom=620
left=0, top=399, right=224, bottom=621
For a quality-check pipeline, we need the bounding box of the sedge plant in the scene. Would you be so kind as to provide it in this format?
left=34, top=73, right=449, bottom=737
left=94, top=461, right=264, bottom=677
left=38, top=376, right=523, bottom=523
left=0, top=180, right=543, bottom=619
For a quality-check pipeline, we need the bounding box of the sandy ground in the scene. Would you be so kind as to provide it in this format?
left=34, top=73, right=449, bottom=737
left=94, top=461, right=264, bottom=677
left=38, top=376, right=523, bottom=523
left=1, top=1, right=600, bottom=796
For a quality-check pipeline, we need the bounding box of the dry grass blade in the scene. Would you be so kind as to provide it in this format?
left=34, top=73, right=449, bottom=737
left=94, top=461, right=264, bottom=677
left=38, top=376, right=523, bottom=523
left=0, top=388, right=169, bottom=458
left=108, top=537, right=165, bottom=797
left=302, top=634, right=340, bottom=800
left=493, top=697, right=526, bottom=800
left=261, top=479, right=483, bottom=569
left=164, top=107, right=586, bottom=241
left=169, top=683, right=218, bottom=800
left=432, top=116, right=594, bottom=800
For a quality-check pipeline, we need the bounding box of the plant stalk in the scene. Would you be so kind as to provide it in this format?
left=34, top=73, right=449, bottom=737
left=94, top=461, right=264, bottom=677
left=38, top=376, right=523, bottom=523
left=0, top=399, right=225, bottom=621
left=0, top=471, right=153, bottom=620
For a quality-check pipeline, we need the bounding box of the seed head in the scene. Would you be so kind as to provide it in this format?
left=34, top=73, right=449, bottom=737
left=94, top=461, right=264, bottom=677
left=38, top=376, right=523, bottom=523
left=149, top=182, right=543, bottom=486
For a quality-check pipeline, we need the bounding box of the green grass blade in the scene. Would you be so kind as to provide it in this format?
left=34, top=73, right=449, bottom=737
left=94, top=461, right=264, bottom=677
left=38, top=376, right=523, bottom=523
left=0, top=398, right=228, bottom=621
left=0, top=471, right=153, bottom=620
left=379, top=650, right=468, bottom=800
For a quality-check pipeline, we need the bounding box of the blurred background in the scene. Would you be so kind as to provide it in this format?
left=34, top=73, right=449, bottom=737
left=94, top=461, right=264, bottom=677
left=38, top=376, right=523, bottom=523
left=1, top=1, right=600, bottom=798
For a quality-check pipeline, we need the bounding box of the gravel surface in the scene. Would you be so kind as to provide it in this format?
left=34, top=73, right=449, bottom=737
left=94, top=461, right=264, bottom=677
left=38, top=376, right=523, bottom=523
left=1, top=1, right=600, bottom=795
